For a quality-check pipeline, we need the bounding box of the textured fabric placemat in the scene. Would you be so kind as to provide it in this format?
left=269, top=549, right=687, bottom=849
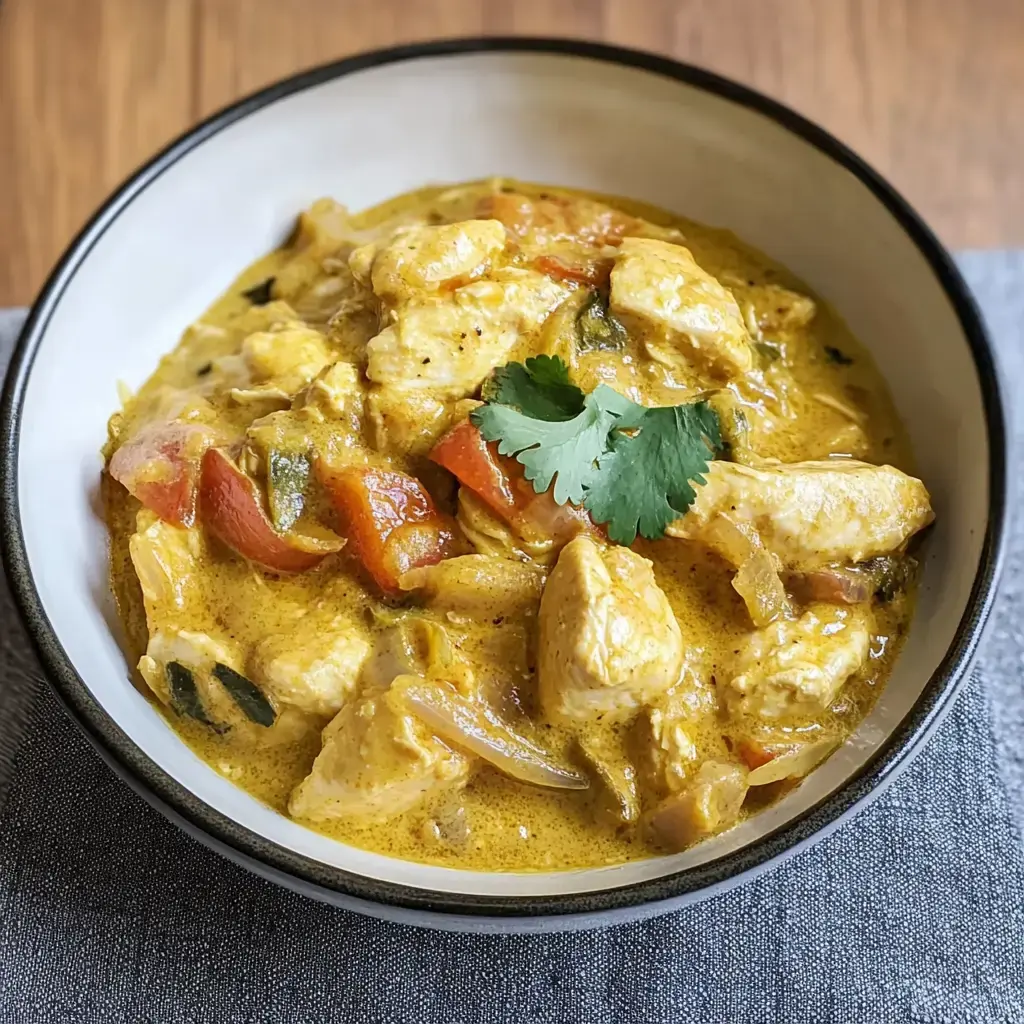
left=1, top=252, right=1023, bottom=1024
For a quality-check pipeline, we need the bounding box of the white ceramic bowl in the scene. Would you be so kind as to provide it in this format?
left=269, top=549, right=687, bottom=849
left=0, top=40, right=1008, bottom=933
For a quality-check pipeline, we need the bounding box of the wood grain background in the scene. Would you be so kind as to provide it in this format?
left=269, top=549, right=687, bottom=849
left=1, top=0, right=1022, bottom=307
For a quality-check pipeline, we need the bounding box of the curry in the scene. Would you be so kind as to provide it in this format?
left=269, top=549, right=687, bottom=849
left=102, top=180, right=933, bottom=871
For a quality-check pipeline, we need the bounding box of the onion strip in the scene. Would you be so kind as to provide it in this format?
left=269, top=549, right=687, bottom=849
left=396, top=676, right=588, bottom=791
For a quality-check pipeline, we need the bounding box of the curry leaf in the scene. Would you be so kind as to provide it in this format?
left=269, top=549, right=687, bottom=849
left=167, top=662, right=219, bottom=728
left=241, top=277, right=276, bottom=305
left=213, top=663, right=277, bottom=727
left=267, top=450, right=310, bottom=532
left=576, top=291, right=628, bottom=352
left=824, top=345, right=854, bottom=366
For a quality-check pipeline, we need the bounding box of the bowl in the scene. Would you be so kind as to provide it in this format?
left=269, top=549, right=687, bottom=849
left=0, top=39, right=1008, bottom=933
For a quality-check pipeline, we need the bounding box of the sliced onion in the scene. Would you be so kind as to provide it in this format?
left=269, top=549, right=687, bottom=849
left=785, top=567, right=873, bottom=605
left=577, top=733, right=639, bottom=824
left=705, top=514, right=787, bottom=626
left=732, top=546, right=788, bottom=627
left=746, top=739, right=837, bottom=786
left=394, top=676, right=588, bottom=790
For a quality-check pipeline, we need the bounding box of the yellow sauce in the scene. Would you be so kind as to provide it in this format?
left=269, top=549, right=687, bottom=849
left=104, top=180, right=918, bottom=871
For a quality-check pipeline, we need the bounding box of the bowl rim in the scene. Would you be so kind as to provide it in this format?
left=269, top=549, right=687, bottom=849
left=0, top=36, right=1009, bottom=919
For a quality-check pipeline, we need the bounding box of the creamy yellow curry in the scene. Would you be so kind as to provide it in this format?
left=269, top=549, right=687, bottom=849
left=103, top=180, right=934, bottom=871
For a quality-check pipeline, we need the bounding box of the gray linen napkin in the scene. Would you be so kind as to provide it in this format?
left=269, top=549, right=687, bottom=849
left=1, top=252, right=1023, bottom=1023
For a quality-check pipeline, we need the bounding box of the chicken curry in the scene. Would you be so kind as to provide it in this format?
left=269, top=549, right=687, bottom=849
left=103, top=180, right=934, bottom=871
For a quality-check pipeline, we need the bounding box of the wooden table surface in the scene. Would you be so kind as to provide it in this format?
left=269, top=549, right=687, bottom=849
left=1, top=0, right=1021, bottom=307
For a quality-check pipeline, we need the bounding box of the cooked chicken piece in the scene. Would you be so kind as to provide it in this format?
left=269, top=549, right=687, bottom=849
left=250, top=617, right=371, bottom=717
left=241, top=322, right=334, bottom=395
left=289, top=682, right=469, bottom=822
left=669, top=460, right=934, bottom=570
left=609, top=238, right=753, bottom=378
left=393, top=674, right=587, bottom=790
left=129, top=510, right=206, bottom=618
left=649, top=760, right=749, bottom=850
left=366, top=390, right=477, bottom=456
left=637, top=658, right=720, bottom=797
left=302, top=361, right=363, bottom=421
left=365, top=267, right=570, bottom=396
left=745, top=283, right=817, bottom=332
left=139, top=628, right=311, bottom=745
left=538, top=537, right=683, bottom=723
left=398, top=554, right=545, bottom=617
left=725, top=604, right=872, bottom=719
left=139, top=628, right=238, bottom=713
left=231, top=300, right=303, bottom=338
left=355, top=219, right=571, bottom=396
left=350, top=220, right=506, bottom=304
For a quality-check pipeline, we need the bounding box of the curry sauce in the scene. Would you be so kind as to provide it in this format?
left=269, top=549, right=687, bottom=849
left=103, top=180, right=929, bottom=871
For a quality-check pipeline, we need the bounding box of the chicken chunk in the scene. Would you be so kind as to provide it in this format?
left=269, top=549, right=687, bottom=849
left=249, top=617, right=371, bottom=717
left=302, top=361, right=363, bottom=422
left=129, top=510, right=206, bottom=619
left=289, top=682, right=469, bottom=822
left=350, top=220, right=506, bottom=304
left=366, top=389, right=476, bottom=456
left=745, top=283, right=817, bottom=332
left=139, top=628, right=311, bottom=745
left=538, top=537, right=683, bottom=723
left=241, top=322, right=334, bottom=395
left=649, top=760, right=749, bottom=850
left=636, top=657, right=719, bottom=797
left=725, top=604, right=872, bottom=719
left=610, top=238, right=753, bottom=378
left=364, top=255, right=570, bottom=396
left=669, top=460, right=934, bottom=570
left=398, top=554, right=545, bottom=617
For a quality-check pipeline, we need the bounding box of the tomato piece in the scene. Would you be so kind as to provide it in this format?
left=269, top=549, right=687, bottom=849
left=199, top=448, right=338, bottom=573
left=429, top=420, right=520, bottom=523
left=108, top=422, right=212, bottom=526
left=430, top=421, right=596, bottom=545
left=476, top=191, right=639, bottom=246
left=318, top=463, right=457, bottom=595
left=533, top=253, right=613, bottom=287
left=735, top=739, right=777, bottom=772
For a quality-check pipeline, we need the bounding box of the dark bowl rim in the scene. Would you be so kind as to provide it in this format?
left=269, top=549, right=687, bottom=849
left=0, top=36, right=1009, bottom=920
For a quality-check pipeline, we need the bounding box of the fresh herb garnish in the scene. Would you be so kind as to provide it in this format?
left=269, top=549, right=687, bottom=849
left=242, top=276, right=276, bottom=305
left=576, top=291, right=628, bottom=352
left=267, top=450, right=311, bottom=532
left=481, top=355, right=585, bottom=421
left=472, top=356, right=722, bottom=544
left=754, top=341, right=783, bottom=364
left=212, top=663, right=276, bottom=727
left=585, top=402, right=721, bottom=543
left=824, top=345, right=854, bottom=366
left=166, top=662, right=218, bottom=727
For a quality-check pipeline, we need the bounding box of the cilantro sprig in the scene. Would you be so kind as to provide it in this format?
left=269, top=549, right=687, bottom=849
left=470, top=356, right=722, bottom=544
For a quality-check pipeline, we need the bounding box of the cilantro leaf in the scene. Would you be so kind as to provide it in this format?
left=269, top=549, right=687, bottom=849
left=481, top=355, right=584, bottom=421
left=584, top=401, right=722, bottom=544
left=472, top=385, right=628, bottom=505
left=472, top=356, right=722, bottom=543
